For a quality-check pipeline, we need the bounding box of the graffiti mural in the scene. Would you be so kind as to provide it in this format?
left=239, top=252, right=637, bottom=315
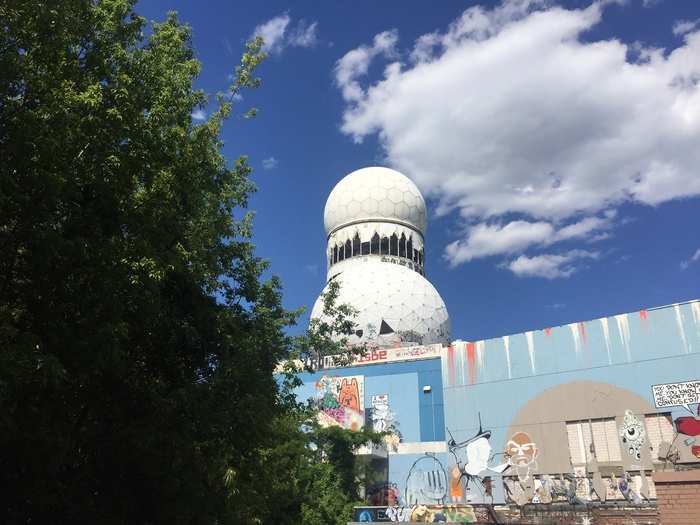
left=315, top=375, right=365, bottom=430
left=371, top=394, right=395, bottom=432
left=504, top=432, right=538, bottom=482
left=447, top=418, right=508, bottom=503
left=356, top=504, right=478, bottom=523
left=370, top=394, right=403, bottom=451
left=405, top=454, right=448, bottom=505
left=619, top=410, right=646, bottom=462
left=653, top=379, right=700, bottom=460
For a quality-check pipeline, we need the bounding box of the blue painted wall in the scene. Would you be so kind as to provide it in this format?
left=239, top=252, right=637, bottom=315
left=296, top=357, right=445, bottom=443
left=441, top=300, right=700, bottom=505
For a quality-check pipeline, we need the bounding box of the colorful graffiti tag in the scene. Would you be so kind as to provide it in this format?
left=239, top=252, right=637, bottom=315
left=354, top=504, right=478, bottom=523
left=315, top=375, right=365, bottom=430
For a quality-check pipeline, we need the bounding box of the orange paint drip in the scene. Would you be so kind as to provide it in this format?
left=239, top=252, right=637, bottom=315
left=466, top=342, right=476, bottom=385
left=639, top=310, right=648, bottom=320
left=578, top=322, right=587, bottom=344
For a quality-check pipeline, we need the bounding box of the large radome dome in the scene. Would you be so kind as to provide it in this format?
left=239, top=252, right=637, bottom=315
left=324, top=167, right=427, bottom=236
left=310, top=260, right=450, bottom=348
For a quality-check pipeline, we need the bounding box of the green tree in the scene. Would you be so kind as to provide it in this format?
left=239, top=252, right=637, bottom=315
left=1, top=2, right=379, bottom=524
left=0, top=1, right=291, bottom=523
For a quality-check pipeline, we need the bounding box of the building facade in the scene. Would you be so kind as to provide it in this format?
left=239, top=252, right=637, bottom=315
left=301, top=167, right=700, bottom=523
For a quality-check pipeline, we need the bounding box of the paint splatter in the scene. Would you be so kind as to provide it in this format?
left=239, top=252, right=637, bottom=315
left=525, top=331, right=536, bottom=374
left=691, top=301, right=700, bottom=337
left=476, top=340, right=485, bottom=371
left=502, top=336, right=512, bottom=379
left=674, top=304, right=689, bottom=354
left=447, top=345, right=456, bottom=387
left=578, top=322, right=587, bottom=345
left=615, top=314, right=632, bottom=362
left=466, top=342, right=476, bottom=384
left=568, top=323, right=581, bottom=357
left=599, top=317, right=613, bottom=365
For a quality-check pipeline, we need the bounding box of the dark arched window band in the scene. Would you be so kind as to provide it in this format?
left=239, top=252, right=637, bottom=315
left=328, top=233, right=424, bottom=273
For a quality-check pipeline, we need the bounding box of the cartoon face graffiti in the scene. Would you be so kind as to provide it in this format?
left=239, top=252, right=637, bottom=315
left=505, top=432, right=538, bottom=468
left=405, top=454, right=448, bottom=505
left=505, top=431, right=538, bottom=482
left=619, top=410, right=646, bottom=461
left=338, top=378, right=360, bottom=412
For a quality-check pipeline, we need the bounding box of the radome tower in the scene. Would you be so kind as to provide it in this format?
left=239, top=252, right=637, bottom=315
left=310, top=167, right=450, bottom=348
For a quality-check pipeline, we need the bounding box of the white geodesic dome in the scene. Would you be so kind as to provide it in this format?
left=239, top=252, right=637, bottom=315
left=310, top=260, right=450, bottom=348
left=324, top=167, right=427, bottom=236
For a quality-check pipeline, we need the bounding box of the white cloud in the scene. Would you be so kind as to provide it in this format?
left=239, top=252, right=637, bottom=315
left=445, top=220, right=553, bottom=265
left=335, top=0, right=700, bottom=276
left=335, top=30, right=399, bottom=102
left=289, top=20, right=318, bottom=48
left=253, top=15, right=290, bottom=54
left=506, top=250, right=599, bottom=279
left=444, top=212, right=614, bottom=266
left=680, top=248, right=700, bottom=270
left=262, top=157, right=278, bottom=170
left=673, top=19, right=700, bottom=36
left=191, top=108, right=207, bottom=121
left=252, top=14, right=318, bottom=54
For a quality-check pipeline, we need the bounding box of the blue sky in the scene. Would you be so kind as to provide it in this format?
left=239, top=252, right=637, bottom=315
left=137, top=0, right=700, bottom=341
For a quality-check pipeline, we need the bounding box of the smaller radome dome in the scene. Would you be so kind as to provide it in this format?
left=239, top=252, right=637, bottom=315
left=324, top=167, right=427, bottom=236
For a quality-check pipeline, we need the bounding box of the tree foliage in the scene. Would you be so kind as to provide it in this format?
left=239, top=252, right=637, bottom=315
left=1, top=1, right=377, bottom=524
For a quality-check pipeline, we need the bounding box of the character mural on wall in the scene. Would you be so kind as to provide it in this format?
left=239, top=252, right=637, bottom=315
left=371, top=394, right=394, bottom=432
left=405, top=454, right=449, bottom=506
left=505, top=431, right=539, bottom=483
left=652, top=380, right=700, bottom=460
left=674, top=404, right=700, bottom=459
left=447, top=418, right=508, bottom=502
left=315, top=375, right=364, bottom=430
left=616, top=473, right=644, bottom=504
left=371, top=394, right=402, bottom=451
left=619, top=410, right=646, bottom=462
left=339, top=377, right=360, bottom=412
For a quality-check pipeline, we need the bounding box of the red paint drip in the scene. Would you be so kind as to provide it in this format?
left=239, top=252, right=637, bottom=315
left=544, top=327, right=552, bottom=336
left=639, top=310, right=648, bottom=320
left=466, top=342, right=476, bottom=385
left=447, top=345, right=456, bottom=386
left=578, top=322, right=587, bottom=344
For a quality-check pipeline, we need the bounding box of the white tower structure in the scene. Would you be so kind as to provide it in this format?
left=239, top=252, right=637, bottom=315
left=311, top=167, right=450, bottom=348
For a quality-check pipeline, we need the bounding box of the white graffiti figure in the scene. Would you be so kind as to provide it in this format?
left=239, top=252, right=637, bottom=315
left=448, top=423, right=508, bottom=485
left=619, top=410, right=646, bottom=461
left=371, top=395, right=393, bottom=433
